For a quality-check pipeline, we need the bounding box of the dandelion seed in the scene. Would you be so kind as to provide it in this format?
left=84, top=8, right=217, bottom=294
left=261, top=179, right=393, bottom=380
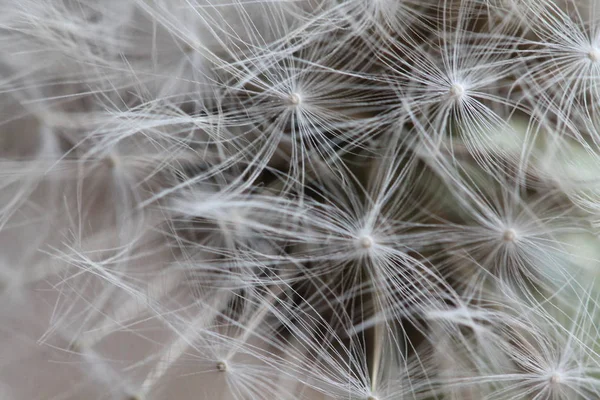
left=377, top=0, right=524, bottom=174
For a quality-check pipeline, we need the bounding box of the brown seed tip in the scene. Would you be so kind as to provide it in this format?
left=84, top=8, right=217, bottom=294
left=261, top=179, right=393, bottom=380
left=104, top=154, right=119, bottom=169
left=216, top=361, right=228, bottom=372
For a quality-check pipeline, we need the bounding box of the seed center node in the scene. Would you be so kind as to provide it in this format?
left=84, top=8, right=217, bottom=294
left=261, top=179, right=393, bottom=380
left=288, top=93, right=302, bottom=106
left=449, top=83, right=466, bottom=98
left=503, top=228, right=517, bottom=242
left=216, top=361, right=228, bottom=372
left=358, top=236, right=374, bottom=249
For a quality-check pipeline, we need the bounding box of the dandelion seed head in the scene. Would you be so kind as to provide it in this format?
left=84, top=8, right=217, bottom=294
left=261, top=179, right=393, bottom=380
left=549, top=372, right=562, bottom=385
